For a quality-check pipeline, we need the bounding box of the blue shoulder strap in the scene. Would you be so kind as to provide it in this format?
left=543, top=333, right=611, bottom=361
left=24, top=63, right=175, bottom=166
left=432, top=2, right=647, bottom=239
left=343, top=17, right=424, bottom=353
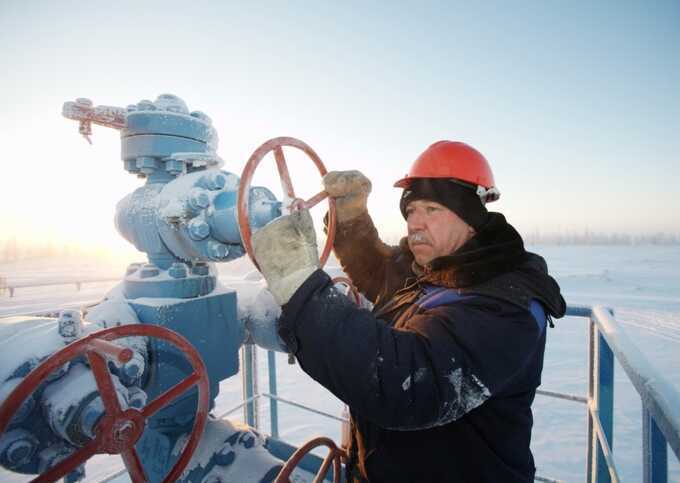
left=416, top=286, right=473, bottom=310
left=417, top=286, right=547, bottom=332
left=528, top=299, right=547, bottom=332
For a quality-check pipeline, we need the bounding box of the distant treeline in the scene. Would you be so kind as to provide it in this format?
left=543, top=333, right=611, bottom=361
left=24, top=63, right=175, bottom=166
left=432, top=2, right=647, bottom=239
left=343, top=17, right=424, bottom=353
left=0, top=238, right=115, bottom=262
left=522, top=230, right=680, bottom=246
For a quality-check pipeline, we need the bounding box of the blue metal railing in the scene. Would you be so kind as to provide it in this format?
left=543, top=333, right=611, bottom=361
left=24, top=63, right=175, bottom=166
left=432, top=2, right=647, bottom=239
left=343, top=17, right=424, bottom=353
left=573, top=305, right=680, bottom=483
left=242, top=304, right=680, bottom=482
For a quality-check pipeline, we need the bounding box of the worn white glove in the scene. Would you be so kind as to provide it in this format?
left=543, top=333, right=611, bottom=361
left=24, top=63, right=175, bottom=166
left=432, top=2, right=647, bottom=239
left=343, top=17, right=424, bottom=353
left=252, top=209, right=319, bottom=305
left=322, top=170, right=372, bottom=222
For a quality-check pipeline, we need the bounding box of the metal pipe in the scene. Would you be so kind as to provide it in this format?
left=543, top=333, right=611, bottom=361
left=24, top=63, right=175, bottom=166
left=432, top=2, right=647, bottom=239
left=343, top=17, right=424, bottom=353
left=643, top=405, right=668, bottom=483
left=588, top=403, right=621, bottom=483
left=536, top=389, right=587, bottom=404
left=261, top=393, right=347, bottom=423
left=241, top=345, right=259, bottom=428
left=596, top=331, right=615, bottom=483
left=268, top=350, right=280, bottom=439
left=587, top=318, right=596, bottom=483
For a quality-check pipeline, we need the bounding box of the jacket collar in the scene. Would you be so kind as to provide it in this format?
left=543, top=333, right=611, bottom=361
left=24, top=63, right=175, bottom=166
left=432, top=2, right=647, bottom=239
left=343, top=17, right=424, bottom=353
left=402, top=212, right=526, bottom=289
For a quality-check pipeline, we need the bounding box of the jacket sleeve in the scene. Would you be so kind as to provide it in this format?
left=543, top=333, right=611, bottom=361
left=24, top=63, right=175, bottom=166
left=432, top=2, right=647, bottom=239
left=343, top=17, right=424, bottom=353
left=330, top=212, right=413, bottom=305
left=279, top=270, right=546, bottom=431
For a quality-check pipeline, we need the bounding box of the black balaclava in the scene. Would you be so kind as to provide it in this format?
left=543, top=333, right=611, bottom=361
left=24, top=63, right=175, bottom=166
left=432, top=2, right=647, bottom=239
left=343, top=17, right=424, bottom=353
left=399, top=178, right=489, bottom=229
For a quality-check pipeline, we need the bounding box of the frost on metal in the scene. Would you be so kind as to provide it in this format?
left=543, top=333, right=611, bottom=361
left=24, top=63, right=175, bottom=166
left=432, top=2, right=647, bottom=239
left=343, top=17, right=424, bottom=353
left=178, top=418, right=287, bottom=482
left=237, top=282, right=285, bottom=352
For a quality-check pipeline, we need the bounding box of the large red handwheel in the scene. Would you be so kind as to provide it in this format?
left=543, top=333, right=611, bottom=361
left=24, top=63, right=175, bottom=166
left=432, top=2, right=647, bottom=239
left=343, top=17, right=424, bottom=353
left=0, top=324, right=210, bottom=483
left=238, top=136, right=337, bottom=270
left=275, top=436, right=346, bottom=483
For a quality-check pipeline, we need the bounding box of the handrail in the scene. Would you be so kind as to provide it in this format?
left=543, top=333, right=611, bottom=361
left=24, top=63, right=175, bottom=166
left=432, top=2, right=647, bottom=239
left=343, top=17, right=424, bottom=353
left=261, top=393, right=348, bottom=423
left=536, top=388, right=587, bottom=404
left=1, top=277, right=119, bottom=297
left=590, top=305, right=680, bottom=461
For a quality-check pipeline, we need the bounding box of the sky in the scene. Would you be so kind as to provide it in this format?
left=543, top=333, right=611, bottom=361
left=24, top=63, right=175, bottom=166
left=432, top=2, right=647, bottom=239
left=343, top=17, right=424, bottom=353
left=0, top=0, right=679, bottom=256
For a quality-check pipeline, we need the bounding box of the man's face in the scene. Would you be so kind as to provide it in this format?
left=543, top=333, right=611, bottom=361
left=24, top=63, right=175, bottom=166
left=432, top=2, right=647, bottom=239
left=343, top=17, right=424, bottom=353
left=405, top=199, right=474, bottom=266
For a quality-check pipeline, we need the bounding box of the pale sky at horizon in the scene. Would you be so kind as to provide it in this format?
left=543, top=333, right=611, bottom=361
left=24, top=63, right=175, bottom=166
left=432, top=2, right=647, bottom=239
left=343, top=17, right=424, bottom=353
left=1, top=1, right=679, bottom=255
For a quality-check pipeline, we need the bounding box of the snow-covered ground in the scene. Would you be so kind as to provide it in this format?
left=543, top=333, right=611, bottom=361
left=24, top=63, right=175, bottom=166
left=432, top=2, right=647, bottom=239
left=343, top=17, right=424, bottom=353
left=1, top=245, right=679, bottom=482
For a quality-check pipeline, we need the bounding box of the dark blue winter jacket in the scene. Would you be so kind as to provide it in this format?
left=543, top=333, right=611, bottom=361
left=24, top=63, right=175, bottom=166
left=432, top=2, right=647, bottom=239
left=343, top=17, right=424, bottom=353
left=277, top=212, right=566, bottom=482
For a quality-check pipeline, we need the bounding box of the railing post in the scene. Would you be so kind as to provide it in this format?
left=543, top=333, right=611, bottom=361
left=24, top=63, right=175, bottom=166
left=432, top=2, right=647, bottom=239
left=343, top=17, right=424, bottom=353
left=268, top=350, right=280, bottom=439
left=242, top=344, right=259, bottom=429
left=595, top=329, right=615, bottom=483
left=587, top=319, right=596, bottom=483
left=643, top=406, right=668, bottom=483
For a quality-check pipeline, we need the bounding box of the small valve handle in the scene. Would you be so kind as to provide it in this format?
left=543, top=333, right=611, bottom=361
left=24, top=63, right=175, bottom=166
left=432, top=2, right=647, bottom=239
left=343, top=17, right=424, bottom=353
left=62, top=98, right=127, bottom=144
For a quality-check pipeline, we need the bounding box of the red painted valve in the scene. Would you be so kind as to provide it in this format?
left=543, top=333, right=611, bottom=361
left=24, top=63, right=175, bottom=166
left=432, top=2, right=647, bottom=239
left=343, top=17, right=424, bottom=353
left=275, top=436, right=346, bottom=483
left=0, top=324, right=210, bottom=483
left=238, top=137, right=337, bottom=270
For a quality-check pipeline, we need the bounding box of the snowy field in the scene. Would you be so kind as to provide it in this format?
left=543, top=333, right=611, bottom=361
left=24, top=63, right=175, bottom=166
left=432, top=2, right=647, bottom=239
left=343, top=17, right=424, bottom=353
left=1, top=245, right=679, bottom=482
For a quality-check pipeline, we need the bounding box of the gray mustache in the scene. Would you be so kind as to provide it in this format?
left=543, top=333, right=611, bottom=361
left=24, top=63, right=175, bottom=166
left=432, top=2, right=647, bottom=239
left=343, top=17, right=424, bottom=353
left=408, top=232, right=429, bottom=244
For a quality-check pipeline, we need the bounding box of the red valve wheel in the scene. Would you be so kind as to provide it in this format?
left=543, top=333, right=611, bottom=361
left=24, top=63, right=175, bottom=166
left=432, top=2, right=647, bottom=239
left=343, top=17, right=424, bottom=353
left=0, top=324, right=210, bottom=483
left=275, top=436, right=346, bottom=483
left=238, top=136, right=337, bottom=270
left=331, top=276, right=361, bottom=306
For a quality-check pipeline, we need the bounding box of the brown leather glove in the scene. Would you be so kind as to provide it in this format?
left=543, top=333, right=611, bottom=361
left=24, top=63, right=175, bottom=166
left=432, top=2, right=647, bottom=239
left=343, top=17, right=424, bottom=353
left=322, top=170, right=372, bottom=223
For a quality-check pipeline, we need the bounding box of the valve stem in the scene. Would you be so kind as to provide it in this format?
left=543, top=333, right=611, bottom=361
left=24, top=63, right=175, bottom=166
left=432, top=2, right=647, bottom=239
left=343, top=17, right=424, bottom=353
left=79, top=120, right=93, bottom=145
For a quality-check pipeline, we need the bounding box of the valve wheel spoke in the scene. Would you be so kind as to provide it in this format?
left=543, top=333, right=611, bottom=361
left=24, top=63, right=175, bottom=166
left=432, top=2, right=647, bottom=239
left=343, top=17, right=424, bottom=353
left=121, top=448, right=147, bottom=482
left=141, top=372, right=201, bottom=418
left=87, top=351, right=123, bottom=417
left=304, top=191, right=329, bottom=210
left=274, top=146, right=296, bottom=200
left=33, top=439, right=98, bottom=483
left=239, top=137, right=337, bottom=270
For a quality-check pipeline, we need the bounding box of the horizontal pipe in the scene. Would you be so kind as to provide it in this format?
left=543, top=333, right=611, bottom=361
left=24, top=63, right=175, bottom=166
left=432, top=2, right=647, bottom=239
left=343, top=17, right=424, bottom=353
left=6, top=278, right=120, bottom=290
left=565, top=305, right=593, bottom=317
left=261, top=393, right=347, bottom=423
left=216, top=394, right=261, bottom=419
left=536, top=389, right=587, bottom=404
left=535, top=476, right=565, bottom=483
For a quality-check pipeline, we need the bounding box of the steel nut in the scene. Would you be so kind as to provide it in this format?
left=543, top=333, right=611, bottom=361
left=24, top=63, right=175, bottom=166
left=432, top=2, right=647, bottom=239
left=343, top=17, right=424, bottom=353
left=139, top=264, right=160, bottom=279
left=58, top=310, right=83, bottom=340
left=203, top=171, right=226, bottom=190
left=208, top=241, right=229, bottom=260
left=192, top=262, right=210, bottom=276
left=189, top=188, right=210, bottom=210
left=188, top=219, right=210, bottom=240
left=168, top=262, right=189, bottom=279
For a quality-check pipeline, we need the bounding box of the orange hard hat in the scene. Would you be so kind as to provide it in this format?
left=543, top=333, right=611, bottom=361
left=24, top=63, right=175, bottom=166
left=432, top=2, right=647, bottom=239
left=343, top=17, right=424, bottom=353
left=394, top=141, right=500, bottom=202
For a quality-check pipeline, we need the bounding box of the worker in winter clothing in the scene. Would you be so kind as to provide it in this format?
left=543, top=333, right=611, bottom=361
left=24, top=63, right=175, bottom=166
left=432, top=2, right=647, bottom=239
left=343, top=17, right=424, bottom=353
left=252, top=141, right=566, bottom=482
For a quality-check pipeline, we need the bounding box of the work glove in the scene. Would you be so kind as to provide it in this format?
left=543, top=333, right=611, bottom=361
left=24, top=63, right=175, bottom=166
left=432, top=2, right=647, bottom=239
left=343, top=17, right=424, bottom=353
left=322, top=170, right=371, bottom=223
left=252, top=209, right=319, bottom=305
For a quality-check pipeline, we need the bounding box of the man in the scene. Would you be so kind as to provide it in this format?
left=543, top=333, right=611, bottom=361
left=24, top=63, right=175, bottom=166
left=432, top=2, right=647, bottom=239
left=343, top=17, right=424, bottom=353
left=252, top=140, right=566, bottom=482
